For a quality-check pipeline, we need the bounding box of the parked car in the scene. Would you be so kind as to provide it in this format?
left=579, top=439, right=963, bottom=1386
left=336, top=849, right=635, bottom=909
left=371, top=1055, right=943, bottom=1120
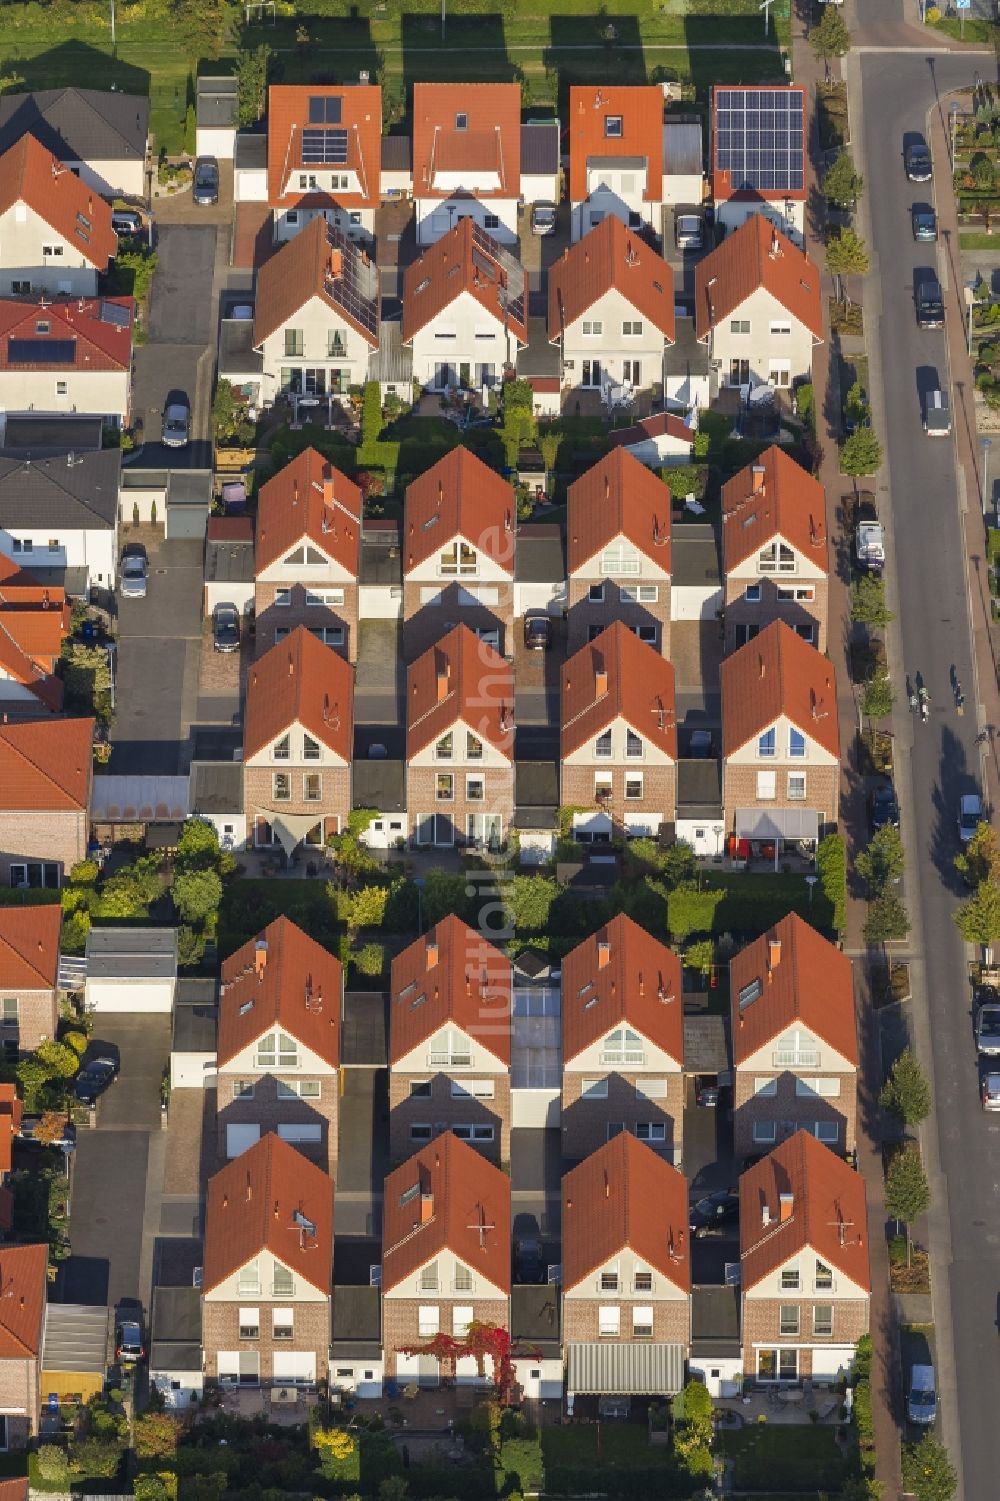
left=915, top=278, right=944, bottom=329
left=162, top=398, right=190, bottom=448
left=530, top=202, right=557, bottom=236
left=981, top=1071, right=1000, bottom=1110
left=675, top=212, right=704, bottom=250
left=695, top=1076, right=720, bottom=1108
left=111, top=210, right=143, bottom=237
left=904, top=141, right=932, bottom=182
left=959, top=791, right=983, bottom=843
left=911, top=205, right=937, bottom=241
left=523, top=615, right=552, bottom=652
left=119, top=546, right=148, bottom=599
left=975, top=992, right=1000, bottom=1055
left=854, top=498, right=885, bottom=574
left=193, top=156, right=220, bottom=206
left=868, top=780, right=900, bottom=833
left=689, top=1190, right=739, bottom=1236
left=115, top=1302, right=145, bottom=1364
left=906, top=1363, right=937, bottom=1426
left=924, top=388, right=951, bottom=436
left=688, top=729, right=713, bottom=759
left=212, top=603, right=241, bottom=653
left=514, top=1235, right=545, bottom=1283
left=73, top=1050, right=120, bottom=1105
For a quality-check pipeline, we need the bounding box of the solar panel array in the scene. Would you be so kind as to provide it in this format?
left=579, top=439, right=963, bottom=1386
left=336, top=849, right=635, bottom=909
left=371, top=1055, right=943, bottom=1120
left=323, top=227, right=379, bottom=338
left=714, top=88, right=804, bottom=194
left=99, top=301, right=130, bottom=329
left=308, top=95, right=342, bottom=125
left=8, top=338, right=76, bottom=364
left=302, top=127, right=349, bottom=166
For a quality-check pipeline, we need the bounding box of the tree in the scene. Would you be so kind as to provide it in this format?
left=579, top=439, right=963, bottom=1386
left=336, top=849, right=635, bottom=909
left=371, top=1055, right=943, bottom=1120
left=901, top=1433, right=958, bottom=1501
left=863, top=889, right=910, bottom=945
left=843, top=379, right=870, bottom=429
left=60, top=641, right=112, bottom=721
left=684, top=939, right=715, bottom=977
left=861, top=671, right=894, bottom=721
left=826, top=228, right=870, bottom=304
left=856, top=824, right=905, bottom=895
left=36, top=1040, right=80, bottom=1079
left=879, top=1047, right=932, bottom=1126
left=824, top=151, right=864, bottom=209
left=347, top=885, right=390, bottom=930
left=171, top=0, right=232, bottom=61
left=810, top=6, right=850, bottom=64
left=34, top=1111, right=73, bottom=1146
left=850, top=573, right=893, bottom=627
left=236, top=44, right=270, bottom=127
left=954, top=878, right=1000, bottom=954
left=133, top=1411, right=181, bottom=1461
left=840, top=427, right=883, bottom=480
left=971, top=150, right=996, bottom=193
left=176, top=925, right=206, bottom=969
left=884, top=1148, right=930, bottom=1265
left=672, top=1379, right=714, bottom=1477
left=172, top=868, right=223, bottom=927
left=955, top=820, right=1000, bottom=887
left=176, top=817, right=222, bottom=870
left=211, top=380, right=255, bottom=446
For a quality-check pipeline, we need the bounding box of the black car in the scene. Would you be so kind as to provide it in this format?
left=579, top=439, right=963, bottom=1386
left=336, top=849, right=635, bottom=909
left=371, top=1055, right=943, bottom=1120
left=911, top=205, right=937, bottom=242
left=915, top=279, right=944, bottom=329
left=523, top=615, right=552, bottom=652
left=193, top=156, right=220, bottom=206
left=905, top=141, right=932, bottom=182
left=514, top=1235, right=545, bottom=1283
left=212, top=603, right=241, bottom=653
left=689, top=1190, right=740, bottom=1236
left=868, top=780, right=900, bottom=833
left=73, top=1051, right=120, bottom=1105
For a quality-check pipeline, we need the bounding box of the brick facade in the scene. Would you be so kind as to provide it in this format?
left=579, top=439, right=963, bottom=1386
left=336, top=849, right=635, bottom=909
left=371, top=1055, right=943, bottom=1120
left=560, top=763, right=676, bottom=829
left=561, top=1072, right=684, bottom=1163
left=566, top=577, right=671, bottom=657
left=0, top=1357, right=38, bottom=1447
left=2, top=988, right=57, bottom=1056
left=201, top=1299, right=331, bottom=1384
left=722, top=762, right=838, bottom=832
left=723, top=577, right=829, bottom=655
left=244, top=764, right=351, bottom=847
left=255, top=581, right=359, bottom=662
left=406, top=765, right=514, bottom=848
left=382, top=1296, right=508, bottom=1380
left=215, top=1071, right=339, bottom=1173
left=0, top=810, right=89, bottom=885
left=741, top=1295, right=869, bottom=1379
left=403, top=582, right=514, bottom=662
left=388, top=1073, right=511, bottom=1166
left=562, top=1296, right=690, bottom=1347
left=732, top=1071, right=857, bottom=1158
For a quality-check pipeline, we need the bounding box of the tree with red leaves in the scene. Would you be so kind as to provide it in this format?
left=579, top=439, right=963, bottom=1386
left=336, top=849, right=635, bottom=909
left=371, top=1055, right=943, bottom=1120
left=400, top=1320, right=540, bottom=1406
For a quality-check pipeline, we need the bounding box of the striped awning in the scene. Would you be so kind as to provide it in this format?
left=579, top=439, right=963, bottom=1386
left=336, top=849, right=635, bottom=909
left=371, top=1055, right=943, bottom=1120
left=566, top=1341, right=685, bottom=1397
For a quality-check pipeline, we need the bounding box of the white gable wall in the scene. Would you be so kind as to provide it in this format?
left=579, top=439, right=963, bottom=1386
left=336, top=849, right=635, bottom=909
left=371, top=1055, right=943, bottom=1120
left=0, top=204, right=102, bottom=296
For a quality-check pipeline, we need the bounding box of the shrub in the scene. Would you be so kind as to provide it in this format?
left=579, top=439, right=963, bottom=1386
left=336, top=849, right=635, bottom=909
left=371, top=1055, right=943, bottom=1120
left=314, top=1426, right=357, bottom=1461
left=352, top=941, right=385, bottom=976
left=348, top=884, right=390, bottom=930
left=135, top=1477, right=179, bottom=1501
left=816, top=833, right=848, bottom=935
left=173, top=867, right=223, bottom=926
left=177, top=925, right=207, bottom=968
left=69, top=859, right=100, bottom=885
left=134, top=1410, right=182, bottom=1460
left=35, top=1444, right=70, bottom=1486
left=901, top=1433, right=958, bottom=1501
left=662, top=463, right=706, bottom=502
left=71, top=1434, right=124, bottom=1479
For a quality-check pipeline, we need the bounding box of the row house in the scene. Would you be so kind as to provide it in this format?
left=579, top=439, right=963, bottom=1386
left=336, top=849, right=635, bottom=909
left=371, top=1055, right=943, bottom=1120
left=0, top=133, right=116, bottom=297
left=402, top=218, right=528, bottom=394
left=388, top=913, right=512, bottom=1165
left=216, top=915, right=343, bottom=1172
left=406, top=623, right=514, bottom=851
left=0, top=1243, right=47, bottom=1449
left=0, top=905, right=60, bottom=1057
left=201, top=1132, right=334, bottom=1390
left=722, top=445, right=829, bottom=653
left=402, top=446, right=515, bottom=660
left=695, top=216, right=822, bottom=392
left=731, top=914, right=858, bottom=1158
left=0, top=294, right=133, bottom=428
left=711, top=85, right=807, bottom=247
left=561, top=621, right=677, bottom=843
left=266, top=84, right=381, bottom=244
left=740, top=1131, right=870, bottom=1385
left=243, top=626, right=354, bottom=855
left=568, top=85, right=666, bottom=243
left=720, top=620, right=839, bottom=855
left=252, top=215, right=379, bottom=406
left=0, top=716, right=93, bottom=888
left=566, top=447, right=672, bottom=655
left=254, top=449, right=362, bottom=660
left=0, top=549, right=72, bottom=712
left=381, top=1131, right=510, bottom=1387
left=549, top=215, right=675, bottom=404
left=0, top=87, right=149, bottom=199
left=0, top=1083, right=23, bottom=1236
left=412, top=84, right=522, bottom=246
left=561, top=914, right=684, bottom=1164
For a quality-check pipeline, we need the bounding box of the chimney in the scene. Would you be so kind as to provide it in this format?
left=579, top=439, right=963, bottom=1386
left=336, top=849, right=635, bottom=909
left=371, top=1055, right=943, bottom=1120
left=767, top=939, right=781, bottom=977
left=420, top=1192, right=434, bottom=1223
left=436, top=663, right=450, bottom=701
left=751, top=465, right=765, bottom=493
left=329, top=247, right=343, bottom=279
left=323, top=476, right=335, bottom=507
left=255, top=940, right=268, bottom=978
left=779, top=1192, right=794, bottom=1223
left=762, top=1204, right=770, bottom=1228
left=595, top=668, right=608, bottom=698
left=426, top=940, right=439, bottom=970
left=597, top=940, right=611, bottom=969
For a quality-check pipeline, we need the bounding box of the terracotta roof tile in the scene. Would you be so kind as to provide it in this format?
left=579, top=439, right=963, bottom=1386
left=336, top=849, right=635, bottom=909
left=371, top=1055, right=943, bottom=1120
left=569, top=85, right=664, bottom=204
left=207, top=516, right=254, bottom=544
left=730, top=913, right=857, bottom=1067
left=382, top=1132, right=510, bottom=1294
left=0, top=134, right=116, bottom=270
left=740, top=1131, right=870, bottom=1293
left=412, top=84, right=521, bottom=200
left=711, top=86, right=807, bottom=205
left=562, top=1135, right=690, bottom=1293
left=403, top=218, right=528, bottom=346
left=267, top=84, right=381, bottom=209
left=0, top=717, right=92, bottom=810
left=695, top=215, right=822, bottom=341
left=389, top=914, right=511, bottom=1066
left=549, top=215, right=675, bottom=341
left=0, top=1085, right=23, bottom=1177
left=0, top=905, right=61, bottom=990
left=244, top=626, right=354, bottom=763
left=561, top=913, right=682, bottom=1064
left=722, top=445, right=828, bottom=573
left=0, top=1480, right=28, bottom=1501
left=406, top=624, right=514, bottom=760
left=403, top=447, right=515, bottom=575
left=567, top=448, right=672, bottom=575
left=561, top=622, right=677, bottom=761
left=0, top=1243, right=48, bottom=1356
left=218, top=915, right=343, bottom=1068
left=720, top=620, right=839, bottom=760
left=253, top=215, right=379, bottom=348
left=0, top=613, right=67, bottom=709
left=608, top=411, right=693, bottom=454
left=0, top=295, right=132, bottom=372
left=255, top=448, right=361, bottom=577
left=203, top=1132, right=334, bottom=1295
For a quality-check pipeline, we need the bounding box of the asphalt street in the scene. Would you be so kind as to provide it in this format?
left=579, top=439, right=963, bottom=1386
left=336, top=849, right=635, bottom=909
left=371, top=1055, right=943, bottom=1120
left=857, top=45, right=1000, bottom=1498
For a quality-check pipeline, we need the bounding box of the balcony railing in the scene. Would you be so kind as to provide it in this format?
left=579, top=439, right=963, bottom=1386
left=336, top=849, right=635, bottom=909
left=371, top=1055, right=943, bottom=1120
left=600, top=1051, right=645, bottom=1067
left=428, top=1053, right=471, bottom=1068
left=772, top=1049, right=819, bottom=1069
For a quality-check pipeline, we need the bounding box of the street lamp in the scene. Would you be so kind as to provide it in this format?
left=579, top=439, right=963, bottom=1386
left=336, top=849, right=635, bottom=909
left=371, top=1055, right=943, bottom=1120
left=981, top=436, right=993, bottom=516
left=805, top=874, right=818, bottom=910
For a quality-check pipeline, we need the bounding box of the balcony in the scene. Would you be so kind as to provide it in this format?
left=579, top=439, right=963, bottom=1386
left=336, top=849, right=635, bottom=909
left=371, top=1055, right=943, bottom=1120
left=772, top=1049, right=819, bottom=1069
left=428, top=1053, right=471, bottom=1068
left=600, top=1051, right=644, bottom=1068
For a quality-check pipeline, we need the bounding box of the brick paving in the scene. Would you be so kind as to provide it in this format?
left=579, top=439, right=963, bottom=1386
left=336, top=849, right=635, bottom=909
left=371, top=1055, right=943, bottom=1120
left=162, top=1087, right=217, bottom=1195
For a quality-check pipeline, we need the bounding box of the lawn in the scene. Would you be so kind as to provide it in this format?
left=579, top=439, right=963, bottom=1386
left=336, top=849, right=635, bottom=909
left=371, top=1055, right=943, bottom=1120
left=541, top=1422, right=678, bottom=1469
left=667, top=869, right=839, bottom=944
left=716, top=1424, right=853, bottom=1493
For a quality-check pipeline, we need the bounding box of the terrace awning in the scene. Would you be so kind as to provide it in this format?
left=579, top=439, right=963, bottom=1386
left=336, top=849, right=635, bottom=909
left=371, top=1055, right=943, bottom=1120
left=566, top=1341, right=685, bottom=1397
left=270, top=812, right=321, bottom=857
left=734, top=808, right=820, bottom=843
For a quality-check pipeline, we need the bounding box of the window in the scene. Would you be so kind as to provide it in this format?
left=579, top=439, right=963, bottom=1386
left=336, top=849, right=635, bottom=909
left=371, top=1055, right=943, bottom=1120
left=253, top=819, right=274, bottom=849
left=796, top=1077, right=841, bottom=1098
left=453, top=1306, right=473, bottom=1336
left=309, top=626, right=344, bottom=647
left=815, top=1260, right=834, bottom=1291
left=601, top=1027, right=644, bottom=1066
left=582, top=320, right=603, bottom=336
left=634, top=1270, right=653, bottom=1292
left=410, top=1080, right=432, bottom=1098
left=232, top=1080, right=255, bottom=1100
left=753, top=1119, right=777, bottom=1144
left=595, top=773, right=613, bottom=802
left=754, top=1077, right=777, bottom=1097
left=813, top=1305, right=833, bottom=1337
left=758, top=542, right=796, bottom=573
left=284, top=329, right=304, bottom=357
left=606, top=1121, right=625, bottom=1139
left=621, top=584, right=658, bottom=603
left=624, top=775, right=643, bottom=801
left=756, top=771, right=776, bottom=801
left=595, top=730, right=612, bottom=758
left=455, top=112, right=468, bottom=130
left=600, top=541, right=640, bottom=576
left=303, top=734, right=321, bottom=760
left=7, top=860, right=60, bottom=891
left=769, top=361, right=791, bottom=388
left=758, top=728, right=776, bottom=758
left=730, top=319, right=751, bottom=334
left=632, top=1306, right=653, bottom=1337
left=484, top=212, right=499, bottom=229
left=779, top=1305, right=800, bottom=1336
left=581, top=1077, right=609, bottom=1099
left=635, top=1078, right=666, bottom=1100
left=274, top=590, right=292, bottom=611
left=11, top=540, right=31, bottom=554
left=436, top=773, right=454, bottom=802
left=466, top=731, right=483, bottom=760
left=418, top=1262, right=439, bottom=1292
left=439, top=541, right=477, bottom=575
left=435, top=732, right=453, bottom=760
left=238, top=1260, right=261, bottom=1296
left=277, top=1079, right=320, bottom=1099
left=273, top=1309, right=294, bottom=1340
left=625, top=730, right=643, bottom=759
left=273, top=734, right=290, bottom=761
left=55, top=380, right=68, bottom=396
left=239, top=1308, right=259, bottom=1338
left=428, top=1028, right=472, bottom=1068
left=410, top=1123, right=432, bottom=1141
left=256, top=1032, right=298, bottom=1069
left=778, top=585, right=815, bottom=602
left=788, top=728, right=806, bottom=758
left=451, top=1078, right=494, bottom=1098
left=814, top=1120, right=840, bottom=1144
left=780, top=1266, right=800, bottom=1290
left=454, top=1263, right=473, bottom=1291
left=589, top=582, right=606, bottom=603
left=418, top=1306, right=440, bottom=1336
left=788, top=773, right=807, bottom=802
left=598, top=1306, right=620, bottom=1336
left=635, top=1122, right=665, bottom=1142
left=0, top=999, right=16, bottom=1025
left=272, top=1264, right=294, bottom=1298
left=604, top=115, right=623, bottom=138
left=41, top=246, right=63, bottom=259
left=600, top=1267, right=619, bottom=1291
left=451, top=1123, right=494, bottom=1142
left=272, top=772, right=291, bottom=802
left=759, top=1349, right=798, bottom=1381
left=622, top=321, right=643, bottom=336
left=466, top=775, right=485, bottom=802
left=769, top=320, right=792, bottom=335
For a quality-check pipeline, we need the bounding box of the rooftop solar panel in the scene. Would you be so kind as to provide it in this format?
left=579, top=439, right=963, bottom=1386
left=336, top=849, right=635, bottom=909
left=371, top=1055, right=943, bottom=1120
left=302, top=126, right=349, bottom=165
left=8, top=338, right=76, bottom=365
left=99, top=301, right=130, bottom=328
left=714, top=87, right=804, bottom=195
left=309, top=95, right=342, bottom=125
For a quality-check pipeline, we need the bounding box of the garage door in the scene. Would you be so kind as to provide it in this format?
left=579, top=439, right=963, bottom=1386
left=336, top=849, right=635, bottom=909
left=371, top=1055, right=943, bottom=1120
left=166, top=502, right=209, bottom=540
left=278, top=1123, right=322, bottom=1145
left=226, top=1123, right=261, bottom=1158
left=85, top=980, right=174, bottom=1013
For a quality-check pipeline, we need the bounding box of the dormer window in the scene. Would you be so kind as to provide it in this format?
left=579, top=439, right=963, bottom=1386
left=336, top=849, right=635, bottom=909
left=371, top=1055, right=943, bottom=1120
left=35, top=321, right=50, bottom=335
left=455, top=113, right=468, bottom=130
left=605, top=115, right=623, bottom=139
left=757, top=541, right=796, bottom=574
left=757, top=728, right=776, bottom=758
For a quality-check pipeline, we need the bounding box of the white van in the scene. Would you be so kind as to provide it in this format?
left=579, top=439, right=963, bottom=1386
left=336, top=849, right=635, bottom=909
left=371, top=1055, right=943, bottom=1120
left=907, top=1363, right=937, bottom=1425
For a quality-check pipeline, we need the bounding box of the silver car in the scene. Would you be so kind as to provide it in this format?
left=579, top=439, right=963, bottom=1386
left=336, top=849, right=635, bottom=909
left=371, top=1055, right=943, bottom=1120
left=530, top=202, right=557, bottom=236
left=119, top=548, right=148, bottom=599
left=975, top=998, right=1000, bottom=1056
left=162, top=399, right=190, bottom=448
left=982, top=1072, right=1000, bottom=1110
left=675, top=212, right=704, bottom=250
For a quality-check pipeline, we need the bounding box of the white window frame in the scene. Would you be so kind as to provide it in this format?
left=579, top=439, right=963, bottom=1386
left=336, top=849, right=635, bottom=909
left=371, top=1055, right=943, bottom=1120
left=795, top=1077, right=841, bottom=1098
left=632, top=1305, right=654, bottom=1336
left=753, top=1119, right=777, bottom=1144
left=634, top=1121, right=665, bottom=1142
left=813, top=1304, right=834, bottom=1337
left=756, top=770, right=777, bottom=801
left=450, top=1078, right=494, bottom=1098
left=272, top=1308, right=294, bottom=1339
left=754, top=1077, right=777, bottom=1097
left=582, top=320, right=603, bottom=336
left=598, top=1306, right=621, bottom=1337
left=788, top=772, right=807, bottom=802
left=418, top=1306, right=440, bottom=1336
left=239, top=1308, right=260, bottom=1338
left=581, top=1077, right=609, bottom=1099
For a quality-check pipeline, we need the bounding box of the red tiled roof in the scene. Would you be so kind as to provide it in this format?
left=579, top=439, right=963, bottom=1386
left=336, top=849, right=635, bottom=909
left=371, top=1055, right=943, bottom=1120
left=0, top=295, right=132, bottom=372
left=740, top=1131, right=870, bottom=1293
left=404, top=447, right=515, bottom=575
left=412, top=84, right=522, bottom=200
left=608, top=411, right=693, bottom=454
left=730, top=913, right=857, bottom=1067
left=406, top=624, right=514, bottom=760
left=0, top=134, right=116, bottom=270
left=203, top=1132, right=334, bottom=1295
left=402, top=218, right=528, bottom=345
left=0, top=905, right=61, bottom=990
left=255, top=448, right=361, bottom=577
left=0, top=551, right=66, bottom=598
left=217, top=915, right=343, bottom=1068
left=695, top=215, right=822, bottom=341
left=720, top=620, right=839, bottom=759
left=382, top=1132, right=510, bottom=1294
left=207, top=516, right=254, bottom=544
left=549, top=215, right=675, bottom=342
left=0, top=1085, right=23, bottom=1177
left=0, top=1480, right=29, bottom=1501
left=0, top=1243, right=48, bottom=1356
left=561, top=622, right=677, bottom=760
left=244, top=626, right=353, bottom=763
left=389, top=914, right=511, bottom=1066
left=567, top=448, right=673, bottom=575
left=711, top=86, right=808, bottom=205
left=561, top=913, right=683, bottom=1065
left=0, top=717, right=92, bottom=810
left=253, top=215, right=379, bottom=348
left=0, top=613, right=67, bottom=709
left=562, top=1135, right=690, bottom=1293
left=569, top=85, right=664, bottom=204
left=722, top=445, right=828, bottom=574
left=267, top=84, right=382, bottom=209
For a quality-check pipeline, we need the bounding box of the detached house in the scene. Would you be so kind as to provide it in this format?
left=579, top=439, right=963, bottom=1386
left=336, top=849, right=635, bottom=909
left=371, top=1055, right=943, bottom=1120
left=720, top=620, right=839, bottom=854
left=0, top=448, right=121, bottom=591
left=0, top=550, right=71, bottom=712
left=0, top=134, right=116, bottom=297
left=0, top=1243, right=47, bottom=1448
left=266, top=84, right=382, bottom=243
left=722, top=446, right=829, bottom=652
left=561, top=622, right=677, bottom=842
left=561, top=914, right=684, bottom=1164
left=243, top=626, right=354, bottom=855
left=549, top=216, right=674, bottom=403
left=0, top=295, right=133, bottom=428
left=566, top=449, right=672, bottom=655
left=568, top=85, right=665, bottom=243
left=0, top=88, right=149, bottom=198
left=695, top=216, right=822, bottom=391
left=711, top=86, right=807, bottom=247
left=381, top=1131, right=510, bottom=1387
left=402, top=218, right=527, bottom=394
left=562, top=1135, right=690, bottom=1410
left=253, top=216, right=379, bottom=406
left=216, top=915, right=342, bottom=1170
left=389, top=915, right=511, bottom=1165
left=412, top=84, right=522, bottom=246
left=202, top=1132, right=334, bottom=1391
left=730, top=914, right=858, bottom=1158
left=407, top=623, right=514, bottom=851
left=0, top=717, right=93, bottom=888
left=254, top=449, right=361, bottom=659
left=402, top=447, right=515, bottom=660
left=0, top=905, right=60, bottom=1056
left=739, top=1131, right=870, bottom=1384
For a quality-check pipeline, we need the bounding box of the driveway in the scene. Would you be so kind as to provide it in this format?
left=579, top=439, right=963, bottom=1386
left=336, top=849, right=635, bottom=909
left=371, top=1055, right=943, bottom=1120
left=111, top=537, right=205, bottom=775
left=335, top=1069, right=389, bottom=1238
left=356, top=620, right=404, bottom=724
